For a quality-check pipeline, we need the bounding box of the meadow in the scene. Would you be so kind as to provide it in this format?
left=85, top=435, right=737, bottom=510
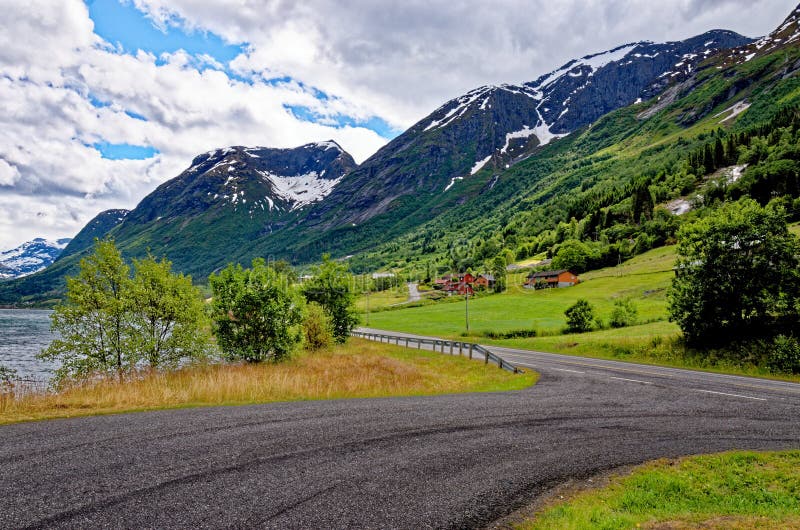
left=365, top=245, right=677, bottom=338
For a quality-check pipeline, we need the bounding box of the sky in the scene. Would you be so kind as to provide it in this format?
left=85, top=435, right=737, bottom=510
left=0, top=0, right=797, bottom=250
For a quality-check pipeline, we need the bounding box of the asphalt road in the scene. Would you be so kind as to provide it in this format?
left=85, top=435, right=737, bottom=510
left=2, top=329, right=799, bottom=529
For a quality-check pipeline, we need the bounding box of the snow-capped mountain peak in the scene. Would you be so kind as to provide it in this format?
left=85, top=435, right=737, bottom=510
left=0, top=238, right=71, bottom=279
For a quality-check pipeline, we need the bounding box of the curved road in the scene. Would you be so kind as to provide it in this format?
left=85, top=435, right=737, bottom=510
left=2, top=329, right=800, bottom=529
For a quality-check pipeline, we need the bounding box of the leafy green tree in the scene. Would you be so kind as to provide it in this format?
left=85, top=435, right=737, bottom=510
left=128, top=255, right=211, bottom=369
left=40, top=239, right=135, bottom=382
left=40, top=240, right=213, bottom=382
left=552, top=239, right=595, bottom=273
left=609, top=298, right=638, bottom=328
left=302, top=255, right=359, bottom=343
left=491, top=255, right=507, bottom=293
left=210, top=259, right=304, bottom=362
left=564, top=299, right=595, bottom=333
left=668, top=199, right=800, bottom=346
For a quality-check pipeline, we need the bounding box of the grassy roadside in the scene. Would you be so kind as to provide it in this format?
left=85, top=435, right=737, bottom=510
left=517, top=451, right=800, bottom=529
left=0, top=338, right=536, bottom=425
left=363, top=242, right=800, bottom=382
left=480, top=322, right=800, bottom=383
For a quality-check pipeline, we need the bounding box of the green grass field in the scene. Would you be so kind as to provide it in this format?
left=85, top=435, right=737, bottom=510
left=366, top=245, right=676, bottom=338
left=355, top=287, right=409, bottom=312
left=519, top=451, right=800, bottom=529
left=362, top=243, right=800, bottom=381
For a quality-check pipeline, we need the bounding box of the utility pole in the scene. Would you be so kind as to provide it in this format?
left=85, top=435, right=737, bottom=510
left=365, top=290, right=370, bottom=326
left=465, top=289, right=470, bottom=333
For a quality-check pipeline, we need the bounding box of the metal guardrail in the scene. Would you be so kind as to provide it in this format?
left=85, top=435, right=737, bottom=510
left=351, top=330, right=522, bottom=374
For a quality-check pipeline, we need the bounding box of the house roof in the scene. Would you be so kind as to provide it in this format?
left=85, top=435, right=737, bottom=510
left=479, top=274, right=495, bottom=281
left=528, top=269, right=570, bottom=279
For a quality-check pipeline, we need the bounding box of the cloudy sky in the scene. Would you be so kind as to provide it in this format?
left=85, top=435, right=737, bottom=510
left=0, top=0, right=797, bottom=250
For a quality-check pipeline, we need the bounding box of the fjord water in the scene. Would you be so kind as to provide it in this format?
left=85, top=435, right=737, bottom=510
left=0, top=309, right=57, bottom=380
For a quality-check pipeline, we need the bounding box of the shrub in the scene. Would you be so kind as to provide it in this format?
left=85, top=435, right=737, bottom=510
left=302, top=255, right=359, bottom=343
left=0, top=365, right=17, bottom=393
left=610, top=298, right=638, bottom=328
left=303, top=302, right=333, bottom=351
left=209, top=258, right=304, bottom=363
left=564, top=299, right=595, bottom=333
left=481, top=329, right=537, bottom=339
left=768, top=335, right=800, bottom=374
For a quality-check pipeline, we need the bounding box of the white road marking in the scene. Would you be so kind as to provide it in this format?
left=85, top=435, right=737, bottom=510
left=609, top=376, right=653, bottom=385
left=550, top=368, right=585, bottom=374
left=695, top=389, right=767, bottom=401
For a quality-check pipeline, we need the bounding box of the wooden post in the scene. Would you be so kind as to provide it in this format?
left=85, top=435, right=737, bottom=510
left=405, top=338, right=409, bottom=348
left=485, top=350, right=489, bottom=365
left=469, top=344, right=473, bottom=359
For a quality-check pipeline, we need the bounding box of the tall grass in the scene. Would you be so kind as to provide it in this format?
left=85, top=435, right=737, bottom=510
left=0, top=339, right=535, bottom=425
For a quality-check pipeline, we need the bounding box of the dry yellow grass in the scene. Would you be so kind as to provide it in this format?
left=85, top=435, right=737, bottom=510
left=0, top=339, right=535, bottom=424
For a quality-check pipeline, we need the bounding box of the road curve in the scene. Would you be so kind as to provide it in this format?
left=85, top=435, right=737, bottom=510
left=2, top=330, right=799, bottom=529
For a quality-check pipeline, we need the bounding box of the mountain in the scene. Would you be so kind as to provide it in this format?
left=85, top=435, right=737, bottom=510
left=228, top=29, right=751, bottom=261
left=0, top=238, right=71, bottom=279
left=58, top=209, right=129, bottom=261
left=7, top=3, right=800, bottom=305
left=104, top=141, right=357, bottom=277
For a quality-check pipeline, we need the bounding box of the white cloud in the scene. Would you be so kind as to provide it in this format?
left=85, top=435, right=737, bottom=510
left=0, top=159, right=21, bottom=186
left=0, top=0, right=388, bottom=250
left=0, top=0, right=797, bottom=250
left=131, top=0, right=798, bottom=127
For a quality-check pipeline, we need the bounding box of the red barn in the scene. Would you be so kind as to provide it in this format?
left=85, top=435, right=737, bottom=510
left=525, top=270, right=579, bottom=289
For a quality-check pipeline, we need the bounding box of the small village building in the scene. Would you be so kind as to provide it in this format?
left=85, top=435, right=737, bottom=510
left=475, top=274, right=495, bottom=289
left=435, top=272, right=476, bottom=295
left=524, top=270, right=580, bottom=289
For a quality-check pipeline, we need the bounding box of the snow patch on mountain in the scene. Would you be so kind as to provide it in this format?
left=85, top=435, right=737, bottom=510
left=714, top=101, right=751, bottom=123
left=0, top=238, right=71, bottom=279
left=424, top=86, right=495, bottom=131
left=470, top=154, right=493, bottom=175
left=258, top=170, right=344, bottom=211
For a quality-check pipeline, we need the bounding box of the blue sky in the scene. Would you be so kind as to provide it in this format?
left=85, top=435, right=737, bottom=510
left=84, top=0, right=398, bottom=160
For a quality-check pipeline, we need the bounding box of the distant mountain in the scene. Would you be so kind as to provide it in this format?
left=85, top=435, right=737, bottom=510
left=0, top=238, right=71, bottom=279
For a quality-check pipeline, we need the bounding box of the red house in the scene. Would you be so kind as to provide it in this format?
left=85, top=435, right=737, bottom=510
left=525, top=270, right=580, bottom=289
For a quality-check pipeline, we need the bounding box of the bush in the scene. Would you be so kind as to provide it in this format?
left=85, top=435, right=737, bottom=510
left=0, top=365, right=17, bottom=393
left=481, top=329, right=537, bottom=339
left=209, top=258, right=304, bottom=363
left=565, top=299, right=595, bottom=333
left=610, top=298, right=638, bottom=328
left=302, top=255, right=360, bottom=343
left=768, top=335, right=800, bottom=374
left=303, top=302, right=333, bottom=351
